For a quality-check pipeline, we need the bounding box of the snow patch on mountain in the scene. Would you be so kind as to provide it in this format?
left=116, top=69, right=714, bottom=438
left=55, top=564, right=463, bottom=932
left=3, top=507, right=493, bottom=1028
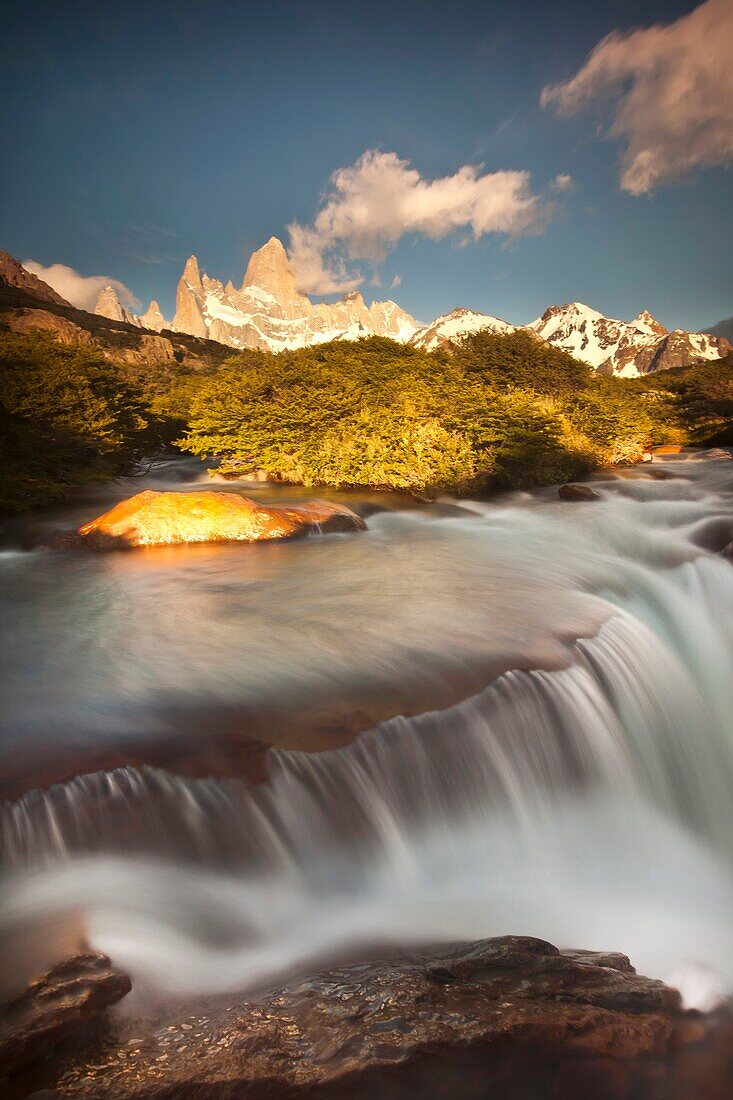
left=410, top=307, right=515, bottom=351
left=528, top=302, right=730, bottom=377
left=162, top=238, right=418, bottom=352
left=91, top=242, right=730, bottom=374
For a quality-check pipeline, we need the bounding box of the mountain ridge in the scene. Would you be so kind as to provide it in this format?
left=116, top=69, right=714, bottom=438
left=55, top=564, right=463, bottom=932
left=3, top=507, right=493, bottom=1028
left=3, top=245, right=728, bottom=377
left=99, top=237, right=727, bottom=375
left=527, top=301, right=729, bottom=377
left=165, top=237, right=418, bottom=351
left=0, top=252, right=72, bottom=308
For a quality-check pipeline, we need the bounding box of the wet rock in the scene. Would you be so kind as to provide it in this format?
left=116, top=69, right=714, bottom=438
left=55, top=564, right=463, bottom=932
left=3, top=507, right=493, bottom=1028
left=0, top=953, right=131, bottom=1075
left=651, top=445, right=685, bottom=456
left=48, top=490, right=366, bottom=549
left=558, top=483, right=600, bottom=502
left=38, top=935, right=727, bottom=1100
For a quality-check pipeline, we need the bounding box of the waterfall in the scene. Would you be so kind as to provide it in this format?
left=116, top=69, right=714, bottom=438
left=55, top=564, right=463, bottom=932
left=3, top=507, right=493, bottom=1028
left=1, top=455, right=732, bottom=1003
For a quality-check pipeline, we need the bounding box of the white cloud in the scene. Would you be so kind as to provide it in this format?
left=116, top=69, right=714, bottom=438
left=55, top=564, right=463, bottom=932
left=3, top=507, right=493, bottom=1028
left=22, top=261, right=140, bottom=312
left=287, top=149, right=555, bottom=294
left=390, top=274, right=402, bottom=289
left=541, top=0, right=733, bottom=195
left=550, top=173, right=576, bottom=193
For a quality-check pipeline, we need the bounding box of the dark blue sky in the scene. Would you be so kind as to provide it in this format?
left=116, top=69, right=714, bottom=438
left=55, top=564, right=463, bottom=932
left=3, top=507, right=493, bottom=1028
left=2, top=0, right=730, bottom=329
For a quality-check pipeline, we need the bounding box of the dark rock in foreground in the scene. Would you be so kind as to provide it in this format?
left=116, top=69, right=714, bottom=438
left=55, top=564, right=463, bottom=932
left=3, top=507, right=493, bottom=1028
left=558, top=483, right=600, bottom=502
left=17, top=936, right=733, bottom=1099
left=0, top=953, right=131, bottom=1076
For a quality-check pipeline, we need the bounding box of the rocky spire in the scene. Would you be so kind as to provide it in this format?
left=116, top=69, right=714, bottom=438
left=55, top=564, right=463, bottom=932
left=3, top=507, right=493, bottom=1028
left=242, top=237, right=310, bottom=319
left=94, top=286, right=140, bottom=326
left=172, top=257, right=207, bottom=338
left=139, top=299, right=166, bottom=332
left=182, top=255, right=203, bottom=292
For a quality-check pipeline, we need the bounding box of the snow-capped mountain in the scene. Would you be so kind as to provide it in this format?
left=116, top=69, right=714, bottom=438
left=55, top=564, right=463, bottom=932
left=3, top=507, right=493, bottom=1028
left=92, top=243, right=729, bottom=374
left=164, top=238, right=417, bottom=351
left=409, top=307, right=515, bottom=351
left=528, top=301, right=729, bottom=377
left=408, top=301, right=729, bottom=375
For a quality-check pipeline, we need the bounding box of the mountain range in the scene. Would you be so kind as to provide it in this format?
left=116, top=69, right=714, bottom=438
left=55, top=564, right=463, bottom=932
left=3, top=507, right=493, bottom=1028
left=1, top=243, right=730, bottom=377
left=92, top=237, right=730, bottom=376
left=95, top=238, right=417, bottom=353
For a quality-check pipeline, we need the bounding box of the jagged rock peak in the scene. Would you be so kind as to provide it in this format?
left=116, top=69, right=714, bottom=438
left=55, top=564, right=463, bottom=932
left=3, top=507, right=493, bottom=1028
left=632, top=309, right=668, bottom=337
left=94, top=285, right=140, bottom=326
left=182, top=255, right=203, bottom=291
left=139, top=299, right=166, bottom=332
left=95, top=285, right=120, bottom=312
left=243, top=237, right=296, bottom=288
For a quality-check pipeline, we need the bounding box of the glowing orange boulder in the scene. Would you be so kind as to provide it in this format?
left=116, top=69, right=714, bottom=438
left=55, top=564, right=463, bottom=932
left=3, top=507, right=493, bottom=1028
left=69, top=490, right=365, bottom=548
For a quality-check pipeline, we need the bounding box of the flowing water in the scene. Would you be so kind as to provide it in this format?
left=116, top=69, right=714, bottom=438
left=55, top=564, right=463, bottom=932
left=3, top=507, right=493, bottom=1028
left=1, top=455, right=733, bottom=1009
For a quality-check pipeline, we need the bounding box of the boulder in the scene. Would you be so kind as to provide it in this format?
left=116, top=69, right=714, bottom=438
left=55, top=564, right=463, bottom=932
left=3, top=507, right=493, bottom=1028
left=0, top=953, right=130, bottom=1075
left=558, top=484, right=600, bottom=502
left=31, top=936, right=733, bottom=1100
left=52, top=490, right=366, bottom=549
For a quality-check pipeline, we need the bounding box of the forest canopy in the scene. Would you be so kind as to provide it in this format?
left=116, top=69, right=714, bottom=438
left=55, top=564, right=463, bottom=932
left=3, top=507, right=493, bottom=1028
left=180, top=332, right=698, bottom=495
left=1, top=326, right=730, bottom=511
left=0, top=331, right=155, bottom=510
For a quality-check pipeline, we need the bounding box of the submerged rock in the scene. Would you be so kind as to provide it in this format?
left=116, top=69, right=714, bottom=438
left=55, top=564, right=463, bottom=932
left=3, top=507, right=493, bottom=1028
left=50, top=490, right=366, bottom=549
left=25, top=935, right=733, bottom=1100
left=558, top=483, right=600, bottom=502
left=0, top=952, right=131, bottom=1075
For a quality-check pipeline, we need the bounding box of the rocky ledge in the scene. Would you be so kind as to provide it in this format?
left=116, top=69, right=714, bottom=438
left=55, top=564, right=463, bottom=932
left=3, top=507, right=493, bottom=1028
left=0, top=953, right=130, bottom=1078
left=47, top=490, right=366, bottom=549
left=6, top=937, right=732, bottom=1099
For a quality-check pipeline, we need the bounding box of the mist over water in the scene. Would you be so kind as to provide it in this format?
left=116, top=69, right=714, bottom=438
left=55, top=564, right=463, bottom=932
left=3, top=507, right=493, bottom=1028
left=1, top=455, right=733, bottom=1010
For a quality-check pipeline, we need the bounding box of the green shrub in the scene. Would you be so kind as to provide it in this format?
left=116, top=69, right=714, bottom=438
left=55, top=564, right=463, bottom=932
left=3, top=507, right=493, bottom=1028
left=181, top=334, right=640, bottom=495
left=0, top=331, right=152, bottom=510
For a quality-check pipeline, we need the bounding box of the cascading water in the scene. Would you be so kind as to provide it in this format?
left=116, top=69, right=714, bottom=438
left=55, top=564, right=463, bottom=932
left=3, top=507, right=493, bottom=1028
left=1, top=455, right=732, bottom=1008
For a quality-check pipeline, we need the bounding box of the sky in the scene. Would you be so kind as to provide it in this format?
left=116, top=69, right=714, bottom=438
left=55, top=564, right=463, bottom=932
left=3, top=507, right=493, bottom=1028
left=2, top=0, right=731, bottom=330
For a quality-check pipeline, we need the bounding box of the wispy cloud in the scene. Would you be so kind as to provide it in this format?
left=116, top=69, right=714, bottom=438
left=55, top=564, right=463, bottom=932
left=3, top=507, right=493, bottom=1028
left=119, top=223, right=180, bottom=265
left=22, top=261, right=139, bottom=312
left=287, top=150, right=561, bottom=295
left=541, top=0, right=733, bottom=195
left=550, top=173, right=576, bottom=194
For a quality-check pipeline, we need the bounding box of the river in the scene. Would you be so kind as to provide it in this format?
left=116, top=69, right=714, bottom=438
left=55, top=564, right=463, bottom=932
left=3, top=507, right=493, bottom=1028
left=1, top=454, right=732, bottom=1010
